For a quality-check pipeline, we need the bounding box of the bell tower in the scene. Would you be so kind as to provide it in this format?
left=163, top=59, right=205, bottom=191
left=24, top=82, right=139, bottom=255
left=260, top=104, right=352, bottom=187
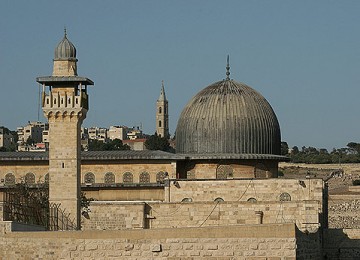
left=36, top=29, right=93, bottom=229
left=156, top=80, right=169, bottom=138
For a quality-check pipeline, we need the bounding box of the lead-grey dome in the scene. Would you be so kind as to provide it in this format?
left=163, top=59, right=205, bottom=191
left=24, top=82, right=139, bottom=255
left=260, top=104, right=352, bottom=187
left=176, top=79, right=281, bottom=155
left=54, top=30, right=77, bottom=60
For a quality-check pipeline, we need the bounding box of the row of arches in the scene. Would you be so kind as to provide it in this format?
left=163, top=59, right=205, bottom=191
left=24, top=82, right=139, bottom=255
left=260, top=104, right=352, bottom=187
left=180, top=193, right=292, bottom=203
left=4, top=172, right=45, bottom=185
left=2, top=171, right=168, bottom=186
left=84, top=171, right=167, bottom=184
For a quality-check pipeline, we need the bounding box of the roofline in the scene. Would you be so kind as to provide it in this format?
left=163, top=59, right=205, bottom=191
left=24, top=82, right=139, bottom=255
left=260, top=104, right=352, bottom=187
left=36, top=76, right=94, bottom=85
left=0, top=151, right=288, bottom=162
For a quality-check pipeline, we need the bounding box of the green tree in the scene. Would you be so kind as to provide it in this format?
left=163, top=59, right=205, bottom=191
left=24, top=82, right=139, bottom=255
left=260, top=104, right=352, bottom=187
left=280, top=141, right=289, bottom=156
left=145, top=133, right=171, bottom=152
left=26, top=136, right=35, bottom=146
left=291, top=146, right=299, bottom=155
left=88, top=139, right=130, bottom=151
left=103, top=139, right=130, bottom=151
left=347, top=142, right=360, bottom=154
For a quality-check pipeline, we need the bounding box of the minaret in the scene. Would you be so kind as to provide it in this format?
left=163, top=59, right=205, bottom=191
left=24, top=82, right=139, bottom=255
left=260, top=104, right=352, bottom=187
left=156, top=80, right=169, bottom=138
left=36, top=29, right=93, bottom=229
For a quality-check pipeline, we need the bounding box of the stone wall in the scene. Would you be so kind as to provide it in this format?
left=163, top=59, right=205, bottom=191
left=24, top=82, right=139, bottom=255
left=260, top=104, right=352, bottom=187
left=295, top=230, right=322, bottom=259
left=165, top=179, right=324, bottom=206
left=323, top=229, right=360, bottom=259
left=328, top=199, right=360, bottom=229
left=81, top=200, right=320, bottom=233
left=0, top=223, right=300, bottom=259
left=82, top=202, right=145, bottom=230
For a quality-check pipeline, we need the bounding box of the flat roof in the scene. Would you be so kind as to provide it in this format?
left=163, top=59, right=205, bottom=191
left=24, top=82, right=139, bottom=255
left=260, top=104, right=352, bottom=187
left=36, top=76, right=94, bottom=85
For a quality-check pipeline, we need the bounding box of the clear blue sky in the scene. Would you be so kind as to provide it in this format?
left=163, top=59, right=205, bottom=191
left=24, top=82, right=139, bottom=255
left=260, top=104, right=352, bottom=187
left=1, top=1, right=359, bottom=151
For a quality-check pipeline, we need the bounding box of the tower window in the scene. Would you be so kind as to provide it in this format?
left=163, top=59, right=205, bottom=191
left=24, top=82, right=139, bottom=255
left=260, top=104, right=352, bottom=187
left=158, top=120, right=162, bottom=127
left=159, top=107, right=162, bottom=114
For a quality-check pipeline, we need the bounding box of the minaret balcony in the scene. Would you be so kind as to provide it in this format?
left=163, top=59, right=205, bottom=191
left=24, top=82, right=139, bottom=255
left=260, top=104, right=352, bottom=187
left=43, top=92, right=88, bottom=110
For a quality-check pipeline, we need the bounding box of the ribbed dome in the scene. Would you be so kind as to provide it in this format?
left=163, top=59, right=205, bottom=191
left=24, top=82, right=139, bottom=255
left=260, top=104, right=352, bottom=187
left=54, top=31, right=77, bottom=60
left=176, top=79, right=281, bottom=155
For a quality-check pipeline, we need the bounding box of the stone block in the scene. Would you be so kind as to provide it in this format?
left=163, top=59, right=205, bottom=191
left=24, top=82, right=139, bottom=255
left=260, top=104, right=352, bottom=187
left=151, top=244, right=162, bottom=252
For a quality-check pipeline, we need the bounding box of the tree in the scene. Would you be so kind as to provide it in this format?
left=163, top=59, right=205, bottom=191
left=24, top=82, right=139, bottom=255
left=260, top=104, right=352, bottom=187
left=347, top=142, right=360, bottom=154
left=88, top=139, right=130, bottom=151
left=280, top=142, right=289, bottom=156
left=103, top=139, right=130, bottom=151
left=291, top=146, right=299, bottom=155
left=145, top=133, right=171, bottom=152
left=26, top=136, right=35, bottom=146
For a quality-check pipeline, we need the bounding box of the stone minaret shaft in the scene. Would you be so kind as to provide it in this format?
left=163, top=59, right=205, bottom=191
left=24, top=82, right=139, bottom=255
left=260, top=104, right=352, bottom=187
left=156, top=81, right=169, bottom=138
left=37, top=31, right=93, bottom=229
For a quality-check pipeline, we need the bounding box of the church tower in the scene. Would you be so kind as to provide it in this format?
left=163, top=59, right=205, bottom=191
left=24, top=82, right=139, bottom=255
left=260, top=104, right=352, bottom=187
left=36, top=30, right=94, bottom=229
left=156, top=81, right=169, bottom=138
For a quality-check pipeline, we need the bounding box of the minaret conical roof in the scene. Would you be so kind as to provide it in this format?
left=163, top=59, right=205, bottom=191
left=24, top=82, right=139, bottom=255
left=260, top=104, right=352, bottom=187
left=54, top=29, right=77, bottom=60
left=158, top=80, right=167, bottom=101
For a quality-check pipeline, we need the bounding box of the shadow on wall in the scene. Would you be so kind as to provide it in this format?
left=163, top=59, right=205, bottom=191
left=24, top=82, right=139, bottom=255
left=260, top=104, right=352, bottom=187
left=323, top=229, right=360, bottom=259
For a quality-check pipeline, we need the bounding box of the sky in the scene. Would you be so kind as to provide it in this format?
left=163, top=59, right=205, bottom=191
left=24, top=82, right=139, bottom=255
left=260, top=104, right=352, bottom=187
left=1, top=1, right=360, bottom=151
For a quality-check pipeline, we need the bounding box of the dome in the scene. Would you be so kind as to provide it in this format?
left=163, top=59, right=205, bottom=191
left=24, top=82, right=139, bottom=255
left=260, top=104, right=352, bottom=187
left=54, top=30, right=77, bottom=60
left=176, top=78, right=281, bottom=155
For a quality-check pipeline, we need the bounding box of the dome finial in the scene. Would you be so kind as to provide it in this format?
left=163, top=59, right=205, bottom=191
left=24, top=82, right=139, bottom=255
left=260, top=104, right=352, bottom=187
left=226, top=55, right=230, bottom=80
left=64, top=26, right=67, bottom=37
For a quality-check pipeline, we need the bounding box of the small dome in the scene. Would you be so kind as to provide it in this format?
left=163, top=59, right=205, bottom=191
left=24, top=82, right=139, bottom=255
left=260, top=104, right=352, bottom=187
left=54, top=30, right=77, bottom=60
left=176, top=79, right=281, bottom=155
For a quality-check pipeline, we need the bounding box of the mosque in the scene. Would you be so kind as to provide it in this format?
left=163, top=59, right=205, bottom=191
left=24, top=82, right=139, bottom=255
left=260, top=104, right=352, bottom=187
left=0, top=31, right=332, bottom=259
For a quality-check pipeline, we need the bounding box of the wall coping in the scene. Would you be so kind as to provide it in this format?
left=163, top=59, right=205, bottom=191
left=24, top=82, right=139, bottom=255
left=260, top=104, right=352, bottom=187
left=5, top=223, right=296, bottom=239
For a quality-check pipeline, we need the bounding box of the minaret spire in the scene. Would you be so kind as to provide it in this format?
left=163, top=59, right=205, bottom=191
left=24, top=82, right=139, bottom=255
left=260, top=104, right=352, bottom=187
left=226, top=55, right=230, bottom=80
left=156, top=80, right=169, bottom=138
left=158, top=80, right=166, bottom=101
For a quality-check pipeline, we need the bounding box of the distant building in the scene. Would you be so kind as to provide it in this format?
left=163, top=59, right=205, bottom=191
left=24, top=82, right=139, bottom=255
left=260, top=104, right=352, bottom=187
left=108, top=126, right=128, bottom=141
left=123, top=138, right=146, bottom=151
left=0, top=127, right=14, bottom=150
left=127, top=127, right=144, bottom=140
left=88, top=127, right=108, bottom=142
left=17, top=121, right=48, bottom=151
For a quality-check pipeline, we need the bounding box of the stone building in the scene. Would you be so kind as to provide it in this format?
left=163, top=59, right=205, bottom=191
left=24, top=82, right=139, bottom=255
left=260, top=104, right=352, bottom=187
left=156, top=81, right=169, bottom=138
left=0, top=127, right=14, bottom=150
left=0, top=32, right=354, bottom=259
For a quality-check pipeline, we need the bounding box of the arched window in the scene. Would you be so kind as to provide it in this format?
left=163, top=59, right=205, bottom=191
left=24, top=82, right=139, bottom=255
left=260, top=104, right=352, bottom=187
left=84, top=172, right=95, bottom=184
left=104, top=172, right=115, bottom=184
left=247, top=197, right=257, bottom=203
left=156, top=171, right=167, bottom=183
left=123, top=172, right=133, bottom=183
left=159, top=107, right=162, bottom=114
left=44, top=173, right=49, bottom=183
left=280, top=192, right=291, bottom=202
left=216, top=165, right=233, bottom=179
left=158, top=120, right=162, bottom=127
left=5, top=173, right=15, bottom=186
left=25, top=172, right=35, bottom=184
left=214, top=197, right=224, bottom=202
left=139, top=172, right=150, bottom=183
